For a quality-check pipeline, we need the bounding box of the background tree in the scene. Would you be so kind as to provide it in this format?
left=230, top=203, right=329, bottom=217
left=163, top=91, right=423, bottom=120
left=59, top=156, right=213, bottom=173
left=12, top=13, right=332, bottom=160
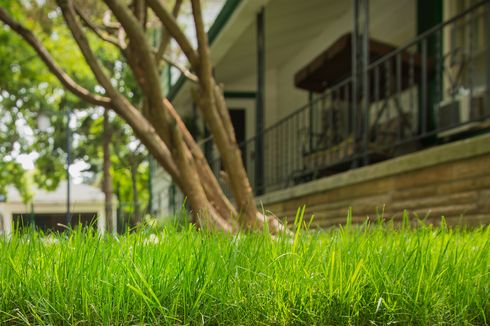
left=77, top=110, right=149, bottom=228
left=0, top=1, right=150, bottom=231
left=0, top=0, right=285, bottom=232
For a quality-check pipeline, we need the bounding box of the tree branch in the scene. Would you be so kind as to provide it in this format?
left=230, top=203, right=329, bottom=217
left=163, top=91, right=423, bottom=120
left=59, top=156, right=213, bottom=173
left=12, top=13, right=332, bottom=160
left=56, top=0, right=182, bottom=184
left=0, top=7, right=110, bottom=108
left=117, top=26, right=127, bottom=48
left=146, top=0, right=199, bottom=70
left=0, top=2, right=184, bottom=208
left=103, top=0, right=172, bottom=144
left=190, top=0, right=259, bottom=228
left=102, top=10, right=121, bottom=31
left=57, top=0, right=116, bottom=95
left=132, top=0, right=147, bottom=29
left=190, top=0, right=213, bottom=92
left=162, top=55, right=198, bottom=83
left=155, top=0, right=182, bottom=65
left=73, top=2, right=122, bottom=48
left=163, top=98, right=238, bottom=217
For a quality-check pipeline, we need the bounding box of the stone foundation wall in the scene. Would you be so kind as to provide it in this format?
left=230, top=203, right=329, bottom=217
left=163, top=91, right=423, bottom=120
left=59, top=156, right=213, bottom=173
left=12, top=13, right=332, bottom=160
left=258, top=134, right=490, bottom=228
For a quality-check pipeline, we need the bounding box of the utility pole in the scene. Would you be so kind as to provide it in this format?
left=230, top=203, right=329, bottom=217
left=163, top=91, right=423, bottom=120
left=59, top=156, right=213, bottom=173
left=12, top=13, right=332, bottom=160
left=66, top=107, right=72, bottom=227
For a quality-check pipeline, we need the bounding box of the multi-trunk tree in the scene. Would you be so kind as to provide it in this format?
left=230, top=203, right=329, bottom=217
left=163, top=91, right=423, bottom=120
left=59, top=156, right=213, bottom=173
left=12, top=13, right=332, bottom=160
left=0, top=0, right=284, bottom=233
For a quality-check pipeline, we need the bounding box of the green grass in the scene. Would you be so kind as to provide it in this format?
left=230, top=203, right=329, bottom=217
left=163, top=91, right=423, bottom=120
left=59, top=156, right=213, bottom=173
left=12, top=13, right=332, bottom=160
left=0, top=210, right=489, bottom=325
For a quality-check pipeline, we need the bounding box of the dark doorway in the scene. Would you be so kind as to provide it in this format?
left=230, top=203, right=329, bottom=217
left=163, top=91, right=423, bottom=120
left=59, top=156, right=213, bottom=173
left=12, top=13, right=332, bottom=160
left=229, top=108, right=247, bottom=168
left=13, top=212, right=98, bottom=233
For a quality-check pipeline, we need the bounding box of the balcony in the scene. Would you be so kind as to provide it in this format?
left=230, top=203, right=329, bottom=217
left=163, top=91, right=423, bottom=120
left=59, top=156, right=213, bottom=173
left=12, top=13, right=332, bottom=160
left=203, top=1, right=490, bottom=197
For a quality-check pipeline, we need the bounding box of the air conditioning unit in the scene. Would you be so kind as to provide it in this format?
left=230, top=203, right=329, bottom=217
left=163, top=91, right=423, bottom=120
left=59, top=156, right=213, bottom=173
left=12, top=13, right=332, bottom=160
left=437, top=87, right=487, bottom=138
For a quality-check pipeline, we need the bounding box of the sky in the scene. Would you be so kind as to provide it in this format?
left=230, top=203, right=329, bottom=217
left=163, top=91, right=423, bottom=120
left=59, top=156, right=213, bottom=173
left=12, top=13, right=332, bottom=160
left=17, top=154, right=89, bottom=184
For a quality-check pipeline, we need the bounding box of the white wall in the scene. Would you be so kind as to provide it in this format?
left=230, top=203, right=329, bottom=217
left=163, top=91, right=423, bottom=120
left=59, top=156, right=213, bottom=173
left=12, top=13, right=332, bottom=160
left=0, top=202, right=106, bottom=237
left=151, top=164, right=187, bottom=218
left=223, top=68, right=279, bottom=130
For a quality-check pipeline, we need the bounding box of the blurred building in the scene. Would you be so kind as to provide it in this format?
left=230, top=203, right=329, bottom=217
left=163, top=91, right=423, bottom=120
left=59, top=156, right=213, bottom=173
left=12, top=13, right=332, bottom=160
left=0, top=181, right=116, bottom=235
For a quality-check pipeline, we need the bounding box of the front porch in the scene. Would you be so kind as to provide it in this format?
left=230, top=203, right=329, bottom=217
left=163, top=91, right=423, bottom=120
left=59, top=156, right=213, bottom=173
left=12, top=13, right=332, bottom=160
left=202, top=0, right=490, bottom=197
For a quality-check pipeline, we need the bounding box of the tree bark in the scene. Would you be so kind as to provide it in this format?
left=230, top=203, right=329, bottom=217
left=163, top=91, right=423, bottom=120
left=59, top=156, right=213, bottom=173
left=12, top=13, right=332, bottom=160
left=190, top=0, right=259, bottom=229
left=130, top=163, right=140, bottom=226
left=102, top=108, right=114, bottom=233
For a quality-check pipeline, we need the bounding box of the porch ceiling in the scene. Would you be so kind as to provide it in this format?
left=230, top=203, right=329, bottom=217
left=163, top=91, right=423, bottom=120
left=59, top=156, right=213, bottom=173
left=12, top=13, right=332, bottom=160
left=215, top=0, right=350, bottom=84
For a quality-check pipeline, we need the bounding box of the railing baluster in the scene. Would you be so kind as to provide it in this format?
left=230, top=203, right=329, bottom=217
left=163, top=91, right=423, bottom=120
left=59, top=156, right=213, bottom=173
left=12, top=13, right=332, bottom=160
left=409, top=50, right=415, bottom=135
left=380, top=59, right=390, bottom=150
left=335, top=87, right=340, bottom=161
left=421, top=37, right=428, bottom=135
left=268, top=133, right=272, bottom=189
left=328, top=90, right=335, bottom=164
left=271, top=127, right=281, bottom=185
left=295, top=111, right=300, bottom=175
left=450, top=21, right=457, bottom=99
left=343, top=83, right=350, bottom=160
left=263, top=134, right=267, bottom=190
left=385, top=60, right=391, bottom=123
left=308, top=93, right=314, bottom=153
left=285, top=121, right=288, bottom=185
left=288, top=116, right=292, bottom=183
left=435, top=29, right=442, bottom=109
left=297, top=109, right=304, bottom=171
left=396, top=52, right=402, bottom=143
left=274, top=123, right=278, bottom=186
left=486, top=0, right=490, bottom=117
left=281, top=124, right=284, bottom=186
left=278, top=125, right=282, bottom=187
left=294, top=112, right=298, bottom=177
left=290, top=114, right=294, bottom=181
left=468, top=7, right=474, bottom=117
left=374, top=66, right=380, bottom=144
left=284, top=119, right=288, bottom=185
left=350, top=83, right=357, bottom=165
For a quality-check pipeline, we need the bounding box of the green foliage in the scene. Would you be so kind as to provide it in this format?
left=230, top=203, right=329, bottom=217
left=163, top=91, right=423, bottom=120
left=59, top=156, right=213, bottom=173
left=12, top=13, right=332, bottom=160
left=76, top=111, right=149, bottom=212
left=0, top=215, right=489, bottom=325
left=0, top=1, right=146, bottom=202
left=32, top=154, right=66, bottom=191
left=0, top=0, right=96, bottom=195
left=0, top=161, right=31, bottom=203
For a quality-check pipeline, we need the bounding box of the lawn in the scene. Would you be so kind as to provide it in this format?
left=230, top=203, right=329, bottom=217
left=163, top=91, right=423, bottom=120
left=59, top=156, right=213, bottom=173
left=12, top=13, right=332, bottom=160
left=0, top=210, right=489, bottom=325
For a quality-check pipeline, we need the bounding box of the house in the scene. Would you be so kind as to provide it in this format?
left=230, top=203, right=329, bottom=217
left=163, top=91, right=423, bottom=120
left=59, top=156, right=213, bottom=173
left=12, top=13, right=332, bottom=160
left=0, top=181, right=116, bottom=235
left=151, top=0, right=490, bottom=226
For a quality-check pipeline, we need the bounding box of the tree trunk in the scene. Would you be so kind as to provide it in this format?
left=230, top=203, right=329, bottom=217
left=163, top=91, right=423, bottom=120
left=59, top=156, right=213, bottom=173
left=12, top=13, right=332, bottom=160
left=0, top=0, right=288, bottom=233
left=130, top=164, right=140, bottom=226
left=102, top=108, right=114, bottom=233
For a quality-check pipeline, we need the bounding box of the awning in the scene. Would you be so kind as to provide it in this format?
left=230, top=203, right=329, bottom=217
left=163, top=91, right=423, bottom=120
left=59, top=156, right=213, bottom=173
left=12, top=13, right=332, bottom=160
left=294, top=32, right=429, bottom=95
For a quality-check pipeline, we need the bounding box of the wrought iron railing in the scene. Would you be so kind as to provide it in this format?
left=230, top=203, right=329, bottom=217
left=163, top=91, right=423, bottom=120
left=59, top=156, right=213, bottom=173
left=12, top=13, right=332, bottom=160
left=203, top=1, right=490, bottom=197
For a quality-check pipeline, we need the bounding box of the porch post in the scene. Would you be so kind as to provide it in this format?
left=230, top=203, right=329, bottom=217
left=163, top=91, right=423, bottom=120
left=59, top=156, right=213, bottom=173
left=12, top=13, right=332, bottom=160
left=351, top=0, right=359, bottom=168
left=3, top=210, right=12, bottom=238
left=486, top=1, right=490, bottom=115
left=97, top=206, right=106, bottom=234
left=255, top=7, right=265, bottom=195
left=309, top=92, right=314, bottom=152
left=362, top=0, right=370, bottom=165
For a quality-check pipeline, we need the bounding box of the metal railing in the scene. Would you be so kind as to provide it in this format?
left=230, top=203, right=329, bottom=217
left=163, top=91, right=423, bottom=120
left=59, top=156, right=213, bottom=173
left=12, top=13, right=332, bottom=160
left=203, top=1, right=490, bottom=197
